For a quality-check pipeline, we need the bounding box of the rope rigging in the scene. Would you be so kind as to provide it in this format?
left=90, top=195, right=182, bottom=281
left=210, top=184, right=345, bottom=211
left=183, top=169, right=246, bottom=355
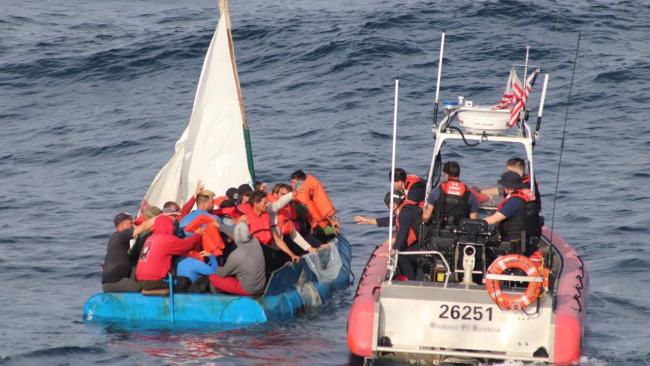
left=549, top=32, right=581, bottom=244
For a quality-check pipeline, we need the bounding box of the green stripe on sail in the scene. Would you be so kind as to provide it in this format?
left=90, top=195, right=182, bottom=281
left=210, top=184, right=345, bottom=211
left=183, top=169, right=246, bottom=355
left=243, top=126, right=256, bottom=183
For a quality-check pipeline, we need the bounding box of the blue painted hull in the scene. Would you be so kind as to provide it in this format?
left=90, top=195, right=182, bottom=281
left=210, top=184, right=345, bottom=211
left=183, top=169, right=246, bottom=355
left=83, top=235, right=352, bottom=327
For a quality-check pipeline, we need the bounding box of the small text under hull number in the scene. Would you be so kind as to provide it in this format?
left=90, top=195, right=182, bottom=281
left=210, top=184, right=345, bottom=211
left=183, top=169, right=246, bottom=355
left=439, top=304, right=494, bottom=321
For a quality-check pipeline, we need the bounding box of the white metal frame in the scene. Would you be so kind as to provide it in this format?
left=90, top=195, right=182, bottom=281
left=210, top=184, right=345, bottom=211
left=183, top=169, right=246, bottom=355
left=425, top=110, right=537, bottom=196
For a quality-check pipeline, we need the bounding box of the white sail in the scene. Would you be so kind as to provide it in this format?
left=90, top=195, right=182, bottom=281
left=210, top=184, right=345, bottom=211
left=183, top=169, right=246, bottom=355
left=140, top=11, right=253, bottom=212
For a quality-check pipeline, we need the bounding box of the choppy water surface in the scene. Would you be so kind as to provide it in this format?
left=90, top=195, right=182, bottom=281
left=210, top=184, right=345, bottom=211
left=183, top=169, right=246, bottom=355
left=1, top=0, right=649, bottom=364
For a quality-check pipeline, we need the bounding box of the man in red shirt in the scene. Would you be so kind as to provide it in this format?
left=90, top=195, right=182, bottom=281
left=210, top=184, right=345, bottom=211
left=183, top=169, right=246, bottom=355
left=136, top=215, right=203, bottom=290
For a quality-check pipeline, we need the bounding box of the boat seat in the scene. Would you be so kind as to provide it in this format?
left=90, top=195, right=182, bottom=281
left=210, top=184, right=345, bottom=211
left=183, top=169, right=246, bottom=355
left=141, top=288, right=170, bottom=296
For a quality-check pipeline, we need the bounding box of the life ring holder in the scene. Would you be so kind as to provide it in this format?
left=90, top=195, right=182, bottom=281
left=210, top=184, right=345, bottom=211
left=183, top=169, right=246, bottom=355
left=485, top=254, right=543, bottom=310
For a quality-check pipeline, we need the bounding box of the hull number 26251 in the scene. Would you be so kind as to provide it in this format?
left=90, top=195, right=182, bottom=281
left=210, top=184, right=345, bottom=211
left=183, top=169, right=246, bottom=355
left=439, top=304, right=493, bottom=321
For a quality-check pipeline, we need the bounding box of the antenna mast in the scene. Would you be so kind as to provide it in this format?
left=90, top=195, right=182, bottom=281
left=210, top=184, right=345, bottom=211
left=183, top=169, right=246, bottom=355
left=432, top=32, right=446, bottom=129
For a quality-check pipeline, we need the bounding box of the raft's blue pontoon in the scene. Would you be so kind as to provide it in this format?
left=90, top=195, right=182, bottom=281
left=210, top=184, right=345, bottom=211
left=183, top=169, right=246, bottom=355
left=83, top=236, right=352, bottom=327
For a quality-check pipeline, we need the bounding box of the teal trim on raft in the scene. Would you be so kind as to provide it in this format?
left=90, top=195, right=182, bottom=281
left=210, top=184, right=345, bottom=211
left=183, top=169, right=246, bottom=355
left=83, top=235, right=352, bottom=327
left=243, top=127, right=256, bottom=183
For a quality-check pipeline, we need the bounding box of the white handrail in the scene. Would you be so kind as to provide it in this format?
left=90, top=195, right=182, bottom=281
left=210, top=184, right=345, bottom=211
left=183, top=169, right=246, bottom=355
left=433, top=32, right=446, bottom=119
left=387, top=79, right=399, bottom=282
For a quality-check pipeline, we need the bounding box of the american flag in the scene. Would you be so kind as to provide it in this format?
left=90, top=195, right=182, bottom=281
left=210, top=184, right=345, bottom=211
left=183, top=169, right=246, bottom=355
left=495, top=67, right=538, bottom=127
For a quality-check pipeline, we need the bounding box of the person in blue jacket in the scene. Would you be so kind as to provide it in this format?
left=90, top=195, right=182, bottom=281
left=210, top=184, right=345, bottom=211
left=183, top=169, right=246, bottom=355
left=175, top=253, right=218, bottom=292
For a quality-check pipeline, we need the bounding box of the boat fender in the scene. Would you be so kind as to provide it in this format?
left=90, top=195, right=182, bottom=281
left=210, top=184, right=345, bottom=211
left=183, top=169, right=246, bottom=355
left=485, top=254, right=542, bottom=310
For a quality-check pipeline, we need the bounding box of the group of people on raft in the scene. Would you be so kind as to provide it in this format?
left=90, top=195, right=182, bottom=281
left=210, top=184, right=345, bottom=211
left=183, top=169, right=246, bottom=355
left=101, top=170, right=339, bottom=297
left=354, top=157, right=542, bottom=280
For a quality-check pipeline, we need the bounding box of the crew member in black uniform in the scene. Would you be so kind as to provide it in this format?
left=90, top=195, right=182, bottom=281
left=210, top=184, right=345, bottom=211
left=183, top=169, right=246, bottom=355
left=484, top=171, right=542, bottom=255
left=480, top=157, right=542, bottom=207
left=391, top=168, right=424, bottom=196
left=394, top=182, right=426, bottom=280
left=422, top=161, right=479, bottom=227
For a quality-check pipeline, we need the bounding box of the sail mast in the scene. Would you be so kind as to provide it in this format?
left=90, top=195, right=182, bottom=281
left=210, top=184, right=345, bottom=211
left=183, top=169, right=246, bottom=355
left=219, top=0, right=256, bottom=182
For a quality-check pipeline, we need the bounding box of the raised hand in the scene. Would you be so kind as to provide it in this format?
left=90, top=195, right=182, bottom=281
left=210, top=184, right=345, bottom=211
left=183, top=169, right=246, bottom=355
left=194, top=180, right=205, bottom=197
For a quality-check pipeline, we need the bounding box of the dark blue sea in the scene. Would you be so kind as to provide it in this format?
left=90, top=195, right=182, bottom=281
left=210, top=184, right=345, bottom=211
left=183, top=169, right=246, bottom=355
left=1, top=0, right=649, bottom=364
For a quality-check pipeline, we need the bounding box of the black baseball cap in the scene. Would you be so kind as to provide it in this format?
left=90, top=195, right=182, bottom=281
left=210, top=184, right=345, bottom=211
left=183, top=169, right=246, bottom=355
left=113, top=212, right=133, bottom=227
left=497, top=171, right=525, bottom=189
left=226, top=187, right=239, bottom=201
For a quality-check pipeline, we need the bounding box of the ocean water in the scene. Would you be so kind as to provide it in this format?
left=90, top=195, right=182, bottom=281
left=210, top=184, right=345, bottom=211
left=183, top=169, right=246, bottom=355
left=1, top=0, right=649, bottom=364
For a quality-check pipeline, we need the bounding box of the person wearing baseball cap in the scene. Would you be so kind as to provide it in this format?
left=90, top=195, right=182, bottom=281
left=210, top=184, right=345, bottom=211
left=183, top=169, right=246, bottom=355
left=237, top=184, right=253, bottom=205
left=480, top=157, right=541, bottom=208
left=101, top=211, right=155, bottom=293
left=113, top=212, right=133, bottom=232
left=218, top=187, right=239, bottom=208
left=484, top=171, right=541, bottom=254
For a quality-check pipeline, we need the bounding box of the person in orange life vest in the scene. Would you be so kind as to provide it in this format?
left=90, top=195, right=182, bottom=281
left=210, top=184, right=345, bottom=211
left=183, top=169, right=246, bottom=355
left=484, top=171, right=542, bottom=254
left=237, top=184, right=253, bottom=204
left=422, top=161, right=479, bottom=227
left=178, top=190, right=226, bottom=258
left=391, top=168, right=424, bottom=196
left=243, top=190, right=301, bottom=264
left=269, top=183, right=322, bottom=254
left=394, top=182, right=426, bottom=280
left=290, top=170, right=338, bottom=233
left=480, top=157, right=541, bottom=207
left=212, top=188, right=244, bottom=220
left=102, top=212, right=156, bottom=293
left=210, top=184, right=254, bottom=222
left=353, top=190, right=405, bottom=227
left=136, top=215, right=204, bottom=290
left=179, top=190, right=222, bottom=235
left=221, top=187, right=240, bottom=208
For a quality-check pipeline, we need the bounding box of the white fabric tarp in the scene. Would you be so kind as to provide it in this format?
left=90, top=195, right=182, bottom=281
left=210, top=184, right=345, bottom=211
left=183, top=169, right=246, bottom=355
left=304, top=239, right=343, bottom=284
left=140, top=13, right=252, bottom=211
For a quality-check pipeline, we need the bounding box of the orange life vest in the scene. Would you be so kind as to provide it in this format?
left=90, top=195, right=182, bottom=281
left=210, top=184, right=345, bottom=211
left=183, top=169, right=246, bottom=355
left=294, top=174, right=335, bottom=229
left=496, top=188, right=541, bottom=244
left=395, top=200, right=421, bottom=247
left=266, top=194, right=297, bottom=235
left=278, top=204, right=297, bottom=235
left=433, top=178, right=472, bottom=226
left=239, top=204, right=273, bottom=245
left=212, top=205, right=241, bottom=219
left=404, top=174, right=423, bottom=192
left=497, top=188, right=534, bottom=210
left=440, top=179, right=467, bottom=196
left=183, top=215, right=225, bottom=257
left=213, top=195, right=228, bottom=207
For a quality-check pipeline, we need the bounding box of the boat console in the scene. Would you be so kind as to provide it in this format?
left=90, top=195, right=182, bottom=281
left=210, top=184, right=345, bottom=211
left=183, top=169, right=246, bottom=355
left=419, top=218, right=537, bottom=285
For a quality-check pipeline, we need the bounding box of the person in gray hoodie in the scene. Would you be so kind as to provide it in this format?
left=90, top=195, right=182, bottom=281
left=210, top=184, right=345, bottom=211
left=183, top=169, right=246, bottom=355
left=208, top=221, right=266, bottom=295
